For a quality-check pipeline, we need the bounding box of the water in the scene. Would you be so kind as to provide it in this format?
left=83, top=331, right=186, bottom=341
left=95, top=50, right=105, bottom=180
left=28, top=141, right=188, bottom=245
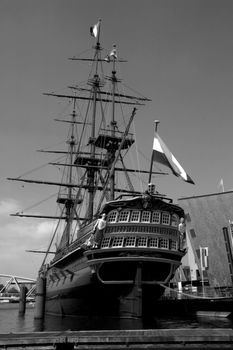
left=0, top=304, right=233, bottom=333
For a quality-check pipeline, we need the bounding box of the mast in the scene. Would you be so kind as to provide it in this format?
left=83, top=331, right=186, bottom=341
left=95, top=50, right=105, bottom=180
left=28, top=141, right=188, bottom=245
left=86, top=19, right=102, bottom=221
left=95, top=107, right=137, bottom=214
left=110, top=45, right=117, bottom=200
left=8, top=20, right=156, bottom=238
left=57, top=98, right=78, bottom=246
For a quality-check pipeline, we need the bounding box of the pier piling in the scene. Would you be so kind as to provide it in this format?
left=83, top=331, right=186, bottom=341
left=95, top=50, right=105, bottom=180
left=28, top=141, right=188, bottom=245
left=18, top=285, right=26, bottom=316
left=34, top=276, right=46, bottom=319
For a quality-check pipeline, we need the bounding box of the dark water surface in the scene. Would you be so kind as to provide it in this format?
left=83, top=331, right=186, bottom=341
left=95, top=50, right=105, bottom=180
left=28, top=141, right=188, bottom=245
left=0, top=304, right=232, bottom=334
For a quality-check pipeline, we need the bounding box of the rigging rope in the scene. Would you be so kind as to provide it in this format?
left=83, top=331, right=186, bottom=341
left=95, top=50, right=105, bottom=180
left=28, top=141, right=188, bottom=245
left=17, top=193, right=57, bottom=213
left=132, top=121, right=144, bottom=193
left=41, top=204, right=66, bottom=267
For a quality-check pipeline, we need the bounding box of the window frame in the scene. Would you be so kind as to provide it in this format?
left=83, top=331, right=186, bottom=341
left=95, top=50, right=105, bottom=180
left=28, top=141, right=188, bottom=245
left=107, top=210, right=118, bottom=223
left=130, top=210, right=141, bottom=223
left=151, top=210, right=161, bottom=224
left=117, top=210, right=130, bottom=223
left=141, top=210, right=151, bottom=223
left=161, top=212, right=170, bottom=225
left=171, top=214, right=179, bottom=227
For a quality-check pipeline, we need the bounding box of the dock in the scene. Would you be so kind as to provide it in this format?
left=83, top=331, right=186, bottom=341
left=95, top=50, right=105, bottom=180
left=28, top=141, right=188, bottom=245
left=0, top=329, right=233, bottom=349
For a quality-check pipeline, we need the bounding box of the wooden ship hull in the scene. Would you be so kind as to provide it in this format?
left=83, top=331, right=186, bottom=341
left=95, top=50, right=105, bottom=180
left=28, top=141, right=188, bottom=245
left=44, top=196, right=185, bottom=318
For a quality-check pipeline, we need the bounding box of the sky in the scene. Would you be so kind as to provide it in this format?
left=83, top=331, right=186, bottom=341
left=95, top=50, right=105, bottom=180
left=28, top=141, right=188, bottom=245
left=0, top=0, right=232, bottom=279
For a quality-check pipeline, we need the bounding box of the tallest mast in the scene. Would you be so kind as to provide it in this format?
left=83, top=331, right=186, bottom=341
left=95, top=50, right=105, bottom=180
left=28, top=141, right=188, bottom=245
left=109, top=45, right=117, bottom=200
left=87, top=19, right=102, bottom=221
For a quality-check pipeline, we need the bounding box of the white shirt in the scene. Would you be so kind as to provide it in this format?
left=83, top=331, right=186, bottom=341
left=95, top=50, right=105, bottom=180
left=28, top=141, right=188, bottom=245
left=94, top=218, right=106, bottom=230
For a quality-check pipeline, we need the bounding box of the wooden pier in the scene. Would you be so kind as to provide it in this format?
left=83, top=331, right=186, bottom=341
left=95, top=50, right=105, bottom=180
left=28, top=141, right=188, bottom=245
left=0, top=329, right=233, bottom=349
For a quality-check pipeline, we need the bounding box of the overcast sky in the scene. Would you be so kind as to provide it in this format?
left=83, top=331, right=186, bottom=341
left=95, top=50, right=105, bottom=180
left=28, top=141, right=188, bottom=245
left=0, top=0, right=232, bottom=279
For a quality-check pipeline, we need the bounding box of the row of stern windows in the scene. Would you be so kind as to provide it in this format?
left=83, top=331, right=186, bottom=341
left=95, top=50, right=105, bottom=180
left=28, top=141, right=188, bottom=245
left=107, top=210, right=180, bottom=227
left=101, top=235, right=178, bottom=251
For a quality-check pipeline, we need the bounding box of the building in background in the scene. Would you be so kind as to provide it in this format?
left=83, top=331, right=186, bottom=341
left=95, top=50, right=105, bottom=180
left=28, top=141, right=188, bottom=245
left=178, top=191, right=233, bottom=288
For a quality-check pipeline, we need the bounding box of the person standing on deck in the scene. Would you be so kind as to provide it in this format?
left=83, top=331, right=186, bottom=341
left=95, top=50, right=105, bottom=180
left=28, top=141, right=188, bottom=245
left=93, top=213, right=107, bottom=248
left=178, top=217, right=186, bottom=251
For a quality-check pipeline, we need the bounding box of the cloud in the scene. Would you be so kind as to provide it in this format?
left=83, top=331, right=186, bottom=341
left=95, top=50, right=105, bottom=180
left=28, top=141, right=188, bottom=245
left=0, top=198, right=55, bottom=239
left=0, top=198, right=20, bottom=216
left=0, top=198, right=57, bottom=278
left=37, top=221, right=55, bottom=236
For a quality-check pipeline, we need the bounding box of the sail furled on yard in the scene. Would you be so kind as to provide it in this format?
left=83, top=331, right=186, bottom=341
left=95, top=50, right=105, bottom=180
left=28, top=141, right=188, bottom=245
left=152, top=127, right=195, bottom=184
left=110, top=45, right=117, bottom=59
left=104, top=45, right=117, bottom=62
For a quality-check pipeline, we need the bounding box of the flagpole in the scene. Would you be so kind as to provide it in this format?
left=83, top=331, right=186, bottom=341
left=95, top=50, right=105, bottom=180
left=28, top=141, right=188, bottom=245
left=96, top=19, right=101, bottom=46
left=148, top=120, right=160, bottom=184
left=200, top=247, right=205, bottom=297
left=93, top=19, right=101, bottom=76
left=190, top=268, right=193, bottom=290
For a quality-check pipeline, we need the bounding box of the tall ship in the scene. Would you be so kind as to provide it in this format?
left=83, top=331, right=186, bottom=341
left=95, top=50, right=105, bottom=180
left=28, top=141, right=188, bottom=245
left=9, top=20, right=194, bottom=319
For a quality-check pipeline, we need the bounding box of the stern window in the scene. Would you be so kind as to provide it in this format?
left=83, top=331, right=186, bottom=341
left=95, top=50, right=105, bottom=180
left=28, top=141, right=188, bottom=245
left=112, top=236, right=124, bottom=247
left=151, top=211, right=161, bottom=224
left=101, top=237, right=111, bottom=249
left=161, top=212, right=170, bottom=225
left=101, top=237, right=111, bottom=248
left=108, top=210, right=118, bottom=223
left=137, top=237, right=148, bottom=247
left=171, top=214, right=179, bottom=227
left=118, top=210, right=130, bottom=222
left=170, top=240, right=178, bottom=250
left=130, top=210, right=140, bottom=222
left=141, top=211, right=151, bottom=223
left=125, top=236, right=136, bottom=247
left=160, top=238, right=169, bottom=249
left=149, top=237, right=159, bottom=248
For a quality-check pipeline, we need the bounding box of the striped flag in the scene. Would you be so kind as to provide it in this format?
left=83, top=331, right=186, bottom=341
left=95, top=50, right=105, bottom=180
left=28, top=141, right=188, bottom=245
left=200, top=247, right=208, bottom=270
left=152, top=127, right=195, bottom=184
left=90, top=20, right=100, bottom=38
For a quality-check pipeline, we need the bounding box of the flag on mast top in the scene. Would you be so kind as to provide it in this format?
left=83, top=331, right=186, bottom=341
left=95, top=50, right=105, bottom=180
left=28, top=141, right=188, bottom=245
left=90, top=20, right=101, bottom=38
